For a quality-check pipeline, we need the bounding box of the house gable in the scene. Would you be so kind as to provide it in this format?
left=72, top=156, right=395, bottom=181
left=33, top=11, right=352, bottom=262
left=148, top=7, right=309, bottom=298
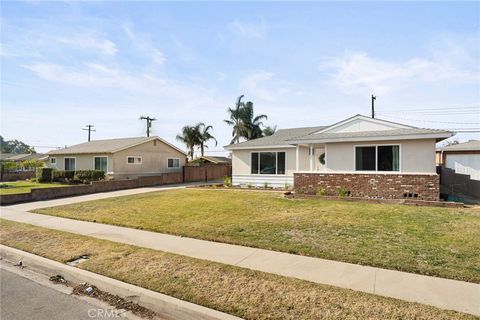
left=313, top=115, right=411, bottom=134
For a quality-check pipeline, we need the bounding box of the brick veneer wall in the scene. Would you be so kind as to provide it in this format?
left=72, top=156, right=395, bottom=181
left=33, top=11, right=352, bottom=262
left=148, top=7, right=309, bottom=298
left=294, top=172, right=440, bottom=201
left=0, top=172, right=183, bottom=205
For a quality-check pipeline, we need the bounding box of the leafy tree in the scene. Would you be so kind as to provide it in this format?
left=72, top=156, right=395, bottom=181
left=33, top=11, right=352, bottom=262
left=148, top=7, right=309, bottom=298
left=21, top=159, right=44, bottom=171
left=241, top=101, right=268, bottom=140
left=224, top=95, right=248, bottom=144
left=0, top=136, right=36, bottom=154
left=263, top=125, right=277, bottom=136
left=224, top=95, right=269, bottom=143
left=176, top=125, right=201, bottom=160
left=197, top=123, right=217, bottom=157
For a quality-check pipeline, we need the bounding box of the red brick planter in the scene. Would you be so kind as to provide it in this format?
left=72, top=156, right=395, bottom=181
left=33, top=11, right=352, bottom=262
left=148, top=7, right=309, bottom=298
left=294, top=172, right=440, bottom=201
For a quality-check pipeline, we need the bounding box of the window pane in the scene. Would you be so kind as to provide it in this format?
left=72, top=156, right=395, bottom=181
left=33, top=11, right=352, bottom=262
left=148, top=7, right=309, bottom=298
left=378, top=146, right=399, bottom=171
left=168, top=159, right=173, bottom=167
left=355, top=147, right=375, bottom=171
left=251, top=153, right=259, bottom=174
left=174, top=159, right=179, bottom=167
left=95, top=157, right=107, bottom=171
left=128, top=157, right=134, bottom=164
left=65, top=158, right=75, bottom=171
left=277, top=152, right=285, bottom=174
left=260, top=152, right=276, bottom=174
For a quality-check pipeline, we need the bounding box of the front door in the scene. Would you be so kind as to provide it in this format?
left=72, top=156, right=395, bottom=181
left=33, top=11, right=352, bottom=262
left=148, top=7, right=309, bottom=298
left=315, top=148, right=325, bottom=171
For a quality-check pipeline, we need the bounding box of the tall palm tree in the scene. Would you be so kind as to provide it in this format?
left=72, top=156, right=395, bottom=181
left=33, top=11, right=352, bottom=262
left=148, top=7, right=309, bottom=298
left=176, top=125, right=200, bottom=160
left=224, top=95, right=247, bottom=144
left=197, top=123, right=217, bottom=157
left=241, top=101, right=268, bottom=140
left=263, top=125, right=277, bottom=136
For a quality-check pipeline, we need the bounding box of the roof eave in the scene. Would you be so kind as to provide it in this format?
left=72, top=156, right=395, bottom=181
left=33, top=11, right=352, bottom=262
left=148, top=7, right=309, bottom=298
left=225, top=144, right=296, bottom=150
left=288, top=132, right=454, bottom=144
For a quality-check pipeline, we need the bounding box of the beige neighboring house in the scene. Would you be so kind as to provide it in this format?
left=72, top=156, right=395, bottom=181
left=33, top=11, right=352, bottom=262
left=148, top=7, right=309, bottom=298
left=437, top=140, right=480, bottom=180
left=47, top=136, right=187, bottom=179
left=225, top=114, right=454, bottom=201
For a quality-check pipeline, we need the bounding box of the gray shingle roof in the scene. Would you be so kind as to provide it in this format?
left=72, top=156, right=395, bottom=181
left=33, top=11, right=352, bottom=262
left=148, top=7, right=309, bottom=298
left=48, top=136, right=186, bottom=155
left=224, top=126, right=326, bottom=148
left=288, top=128, right=452, bottom=143
left=199, top=156, right=232, bottom=164
left=443, top=140, right=480, bottom=151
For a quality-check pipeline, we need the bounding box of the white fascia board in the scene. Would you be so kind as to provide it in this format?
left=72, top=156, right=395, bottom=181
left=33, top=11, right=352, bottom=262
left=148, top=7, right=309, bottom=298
left=288, top=132, right=453, bottom=144
left=225, top=145, right=296, bottom=150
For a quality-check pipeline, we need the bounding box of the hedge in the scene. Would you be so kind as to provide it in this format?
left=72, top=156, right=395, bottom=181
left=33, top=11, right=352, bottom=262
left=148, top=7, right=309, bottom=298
left=52, top=170, right=75, bottom=183
left=75, top=170, right=105, bottom=182
left=36, top=168, right=53, bottom=183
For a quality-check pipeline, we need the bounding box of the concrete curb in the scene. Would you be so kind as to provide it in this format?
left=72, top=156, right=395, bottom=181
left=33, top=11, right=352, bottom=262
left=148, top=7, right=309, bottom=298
left=0, top=245, right=242, bottom=320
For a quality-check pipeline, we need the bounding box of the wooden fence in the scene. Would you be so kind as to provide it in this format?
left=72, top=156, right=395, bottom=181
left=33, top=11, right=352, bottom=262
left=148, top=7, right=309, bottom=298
left=184, top=164, right=232, bottom=182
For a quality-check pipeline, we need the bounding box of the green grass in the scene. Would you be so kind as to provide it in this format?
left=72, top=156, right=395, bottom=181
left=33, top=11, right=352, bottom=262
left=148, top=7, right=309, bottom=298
left=0, top=219, right=475, bottom=320
left=34, top=189, right=480, bottom=283
left=0, top=181, right=67, bottom=195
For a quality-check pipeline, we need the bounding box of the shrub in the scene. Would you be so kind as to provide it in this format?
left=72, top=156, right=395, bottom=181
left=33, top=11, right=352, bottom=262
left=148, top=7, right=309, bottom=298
left=223, top=176, right=232, bottom=187
left=316, top=187, right=327, bottom=196
left=75, top=170, right=105, bottom=183
left=52, top=170, right=75, bottom=183
left=284, top=182, right=290, bottom=190
left=36, top=167, right=53, bottom=183
left=337, top=188, right=350, bottom=197
left=263, top=181, right=269, bottom=189
left=246, top=182, right=253, bottom=189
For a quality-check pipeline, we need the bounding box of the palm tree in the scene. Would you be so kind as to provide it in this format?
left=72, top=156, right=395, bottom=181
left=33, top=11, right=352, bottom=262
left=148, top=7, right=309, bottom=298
left=241, top=101, right=268, bottom=140
left=197, top=123, right=217, bottom=157
left=263, top=125, right=277, bottom=136
left=176, top=125, right=200, bottom=160
left=224, top=95, right=248, bottom=144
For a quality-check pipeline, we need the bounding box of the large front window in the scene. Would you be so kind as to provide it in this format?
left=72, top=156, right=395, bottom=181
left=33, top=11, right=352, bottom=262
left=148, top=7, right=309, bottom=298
left=355, top=145, right=399, bottom=171
left=251, top=152, right=286, bottom=174
left=64, top=158, right=75, bottom=171
left=94, top=157, right=108, bottom=172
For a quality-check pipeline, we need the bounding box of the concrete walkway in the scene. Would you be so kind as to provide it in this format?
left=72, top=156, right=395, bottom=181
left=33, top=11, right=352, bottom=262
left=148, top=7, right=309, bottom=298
left=0, top=190, right=479, bottom=316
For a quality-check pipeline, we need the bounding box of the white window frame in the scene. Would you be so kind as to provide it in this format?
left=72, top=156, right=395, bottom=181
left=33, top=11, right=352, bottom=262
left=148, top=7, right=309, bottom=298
left=353, top=144, right=401, bottom=172
left=93, top=156, right=108, bottom=172
left=50, top=157, right=57, bottom=165
left=167, top=157, right=180, bottom=169
left=250, top=151, right=287, bottom=176
left=64, top=157, right=76, bottom=171
left=126, top=156, right=142, bottom=165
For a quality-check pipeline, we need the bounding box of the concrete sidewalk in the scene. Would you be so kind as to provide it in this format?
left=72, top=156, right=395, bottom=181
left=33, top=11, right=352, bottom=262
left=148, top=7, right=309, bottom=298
left=1, top=206, right=479, bottom=316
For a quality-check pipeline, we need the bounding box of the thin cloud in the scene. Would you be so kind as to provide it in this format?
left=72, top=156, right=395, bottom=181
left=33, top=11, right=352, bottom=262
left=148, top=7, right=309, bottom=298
left=122, top=22, right=166, bottom=65
left=319, top=38, right=479, bottom=95
left=229, top=18, right=268, bottom=39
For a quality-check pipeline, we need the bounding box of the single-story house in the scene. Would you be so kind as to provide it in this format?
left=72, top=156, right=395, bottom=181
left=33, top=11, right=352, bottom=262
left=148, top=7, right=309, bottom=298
left=47, top=136, right=187, bottom=179
left=437, top=140, right=480, bottom=181
left=225, top=114, right=453, bottom=201
left=194, top=156, right=232, bottom=165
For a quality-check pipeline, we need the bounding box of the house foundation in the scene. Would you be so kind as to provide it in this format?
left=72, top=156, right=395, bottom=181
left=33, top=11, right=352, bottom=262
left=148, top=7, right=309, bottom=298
left=294, top=172, right=440, bottom=201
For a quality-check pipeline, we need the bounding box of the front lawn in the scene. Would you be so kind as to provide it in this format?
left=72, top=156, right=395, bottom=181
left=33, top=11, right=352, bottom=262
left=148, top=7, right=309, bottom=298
left=34, top=189, right=480, bottom=283
left=0, top=181, right=67, bottom=195
left=0, top=219, right=474, bottom=320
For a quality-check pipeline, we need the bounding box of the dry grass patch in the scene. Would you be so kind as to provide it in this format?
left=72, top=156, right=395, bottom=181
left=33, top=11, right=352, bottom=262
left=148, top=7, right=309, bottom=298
left=33, top=189, right=480, bottom=283
left=0, top=219, right=475, bottom=320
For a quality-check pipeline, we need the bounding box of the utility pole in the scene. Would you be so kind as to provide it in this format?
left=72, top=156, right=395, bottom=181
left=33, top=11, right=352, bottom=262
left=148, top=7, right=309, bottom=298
left=139, top=116, right=156, bottom=137
left=371, top=95, right=376, bottom=118
left=82, top=125, right=96, bottom=142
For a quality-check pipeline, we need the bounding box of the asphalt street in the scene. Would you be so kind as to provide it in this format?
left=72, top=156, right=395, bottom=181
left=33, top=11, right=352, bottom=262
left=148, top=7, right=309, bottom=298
left=0, top=268, right=126, bottom=320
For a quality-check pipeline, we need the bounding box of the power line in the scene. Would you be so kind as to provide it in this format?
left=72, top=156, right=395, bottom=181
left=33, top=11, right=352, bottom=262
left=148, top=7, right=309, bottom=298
left=377, top=114, right=480, bottom=125
left=382, top=106, right=479, bottom=112
left=82, top=124, right=96, bottom=142
left=139, top=116, right=156, bottom=137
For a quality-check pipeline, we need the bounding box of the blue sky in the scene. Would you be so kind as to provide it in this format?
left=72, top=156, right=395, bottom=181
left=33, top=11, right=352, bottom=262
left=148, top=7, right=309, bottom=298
left=2, top=1, right=479, bottom=154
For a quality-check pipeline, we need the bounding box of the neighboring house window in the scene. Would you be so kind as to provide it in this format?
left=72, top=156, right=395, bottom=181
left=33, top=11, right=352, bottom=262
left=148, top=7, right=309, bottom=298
left=64, top=158, right=76, bottom=171
left=127, top=156, right=142, bottom=164
left=355, top=145, right=399, bottom=171
left=167, top=158, right=180, bottom=168
left=94, top=157, right=108, bottom=172
left=50, top=157, right=57, bottom=165
left=251, top=152, right=286, bottom=175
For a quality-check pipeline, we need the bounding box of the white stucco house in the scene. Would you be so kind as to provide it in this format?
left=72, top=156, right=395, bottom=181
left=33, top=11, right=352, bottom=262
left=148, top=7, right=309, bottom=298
left=225, top=115, right=453, bottom=201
